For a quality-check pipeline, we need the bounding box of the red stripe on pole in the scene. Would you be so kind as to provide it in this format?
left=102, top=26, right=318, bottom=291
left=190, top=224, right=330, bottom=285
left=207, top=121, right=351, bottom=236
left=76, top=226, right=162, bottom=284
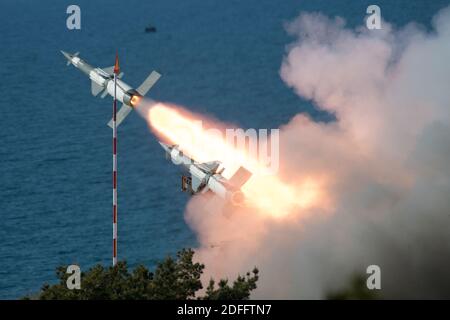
left=113, top=138, right=117, bottom=154
left=113, top=205, right=117, bottom=223
left=113, top=171, right=117, bottom=188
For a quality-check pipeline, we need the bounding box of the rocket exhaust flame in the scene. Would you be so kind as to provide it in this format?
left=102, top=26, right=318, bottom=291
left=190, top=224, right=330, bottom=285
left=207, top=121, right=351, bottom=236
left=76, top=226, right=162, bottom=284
left=144, top=102, right=327, bottom=218
left=130, top=95, right=142, bottom=107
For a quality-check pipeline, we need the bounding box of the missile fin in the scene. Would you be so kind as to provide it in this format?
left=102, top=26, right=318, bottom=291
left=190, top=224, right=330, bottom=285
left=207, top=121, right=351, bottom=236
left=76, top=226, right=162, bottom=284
left=63, top=51, right=79, bottom=66
left=91, top=81, right=104, bottom=96
left=198, top=161, right=221, bottom=173
left=228, top=166, right=252, bottom=188
left=103, top=66, right=114, bottom=75
left=136, top=71, right=161, bottom=96
left=191, top=176, right=204, bottom=193
left=100, top=89, right=109, bottom=98
left=107, top=104, right=133, bottom=128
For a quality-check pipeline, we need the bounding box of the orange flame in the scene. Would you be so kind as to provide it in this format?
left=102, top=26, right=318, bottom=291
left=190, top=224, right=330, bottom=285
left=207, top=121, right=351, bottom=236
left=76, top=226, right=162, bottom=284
left=130, top=95, right=142, bottom=107
left=147, top=103, right=326, bottom=218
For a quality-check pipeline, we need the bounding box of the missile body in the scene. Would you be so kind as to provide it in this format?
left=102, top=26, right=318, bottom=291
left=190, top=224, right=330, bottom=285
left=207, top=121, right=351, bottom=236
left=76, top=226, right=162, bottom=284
left=61, top=50, right=161, bottom=127
left=159, top=142, right=252, bottom=206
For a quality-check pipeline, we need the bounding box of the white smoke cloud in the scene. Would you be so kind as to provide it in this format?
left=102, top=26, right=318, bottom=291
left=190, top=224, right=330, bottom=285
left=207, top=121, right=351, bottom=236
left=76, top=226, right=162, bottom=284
left=184, top=7, right=450, bottom=299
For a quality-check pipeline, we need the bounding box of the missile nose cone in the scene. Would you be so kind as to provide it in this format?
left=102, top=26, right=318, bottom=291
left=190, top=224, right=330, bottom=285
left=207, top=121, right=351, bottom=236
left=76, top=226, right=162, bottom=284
left=60, top=50, right=72, bottom=60
left=159, top=142, right=171, bottom=152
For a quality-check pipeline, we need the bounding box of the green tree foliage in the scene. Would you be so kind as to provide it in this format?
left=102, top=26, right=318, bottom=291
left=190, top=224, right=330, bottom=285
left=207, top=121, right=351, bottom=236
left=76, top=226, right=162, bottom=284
left=203, top=268, right=259, bottom=300
left=29, top=249, right=259, bottom=300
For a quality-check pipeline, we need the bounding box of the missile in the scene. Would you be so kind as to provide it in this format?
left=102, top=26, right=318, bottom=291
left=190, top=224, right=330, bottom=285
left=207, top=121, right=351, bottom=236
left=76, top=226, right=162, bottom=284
left=61, top=50, right=161, bottom=127
left=159, top=142, right=252, bottom=206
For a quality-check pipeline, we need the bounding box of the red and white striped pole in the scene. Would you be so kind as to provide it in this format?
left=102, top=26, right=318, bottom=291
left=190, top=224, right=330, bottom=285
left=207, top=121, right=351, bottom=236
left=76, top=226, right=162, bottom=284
left=112, top=53, right=119, bottom=267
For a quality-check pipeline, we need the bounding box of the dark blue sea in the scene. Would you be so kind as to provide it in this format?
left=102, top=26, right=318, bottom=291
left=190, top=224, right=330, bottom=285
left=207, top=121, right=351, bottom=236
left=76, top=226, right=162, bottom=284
left=0, top=0, right=448, bottom=299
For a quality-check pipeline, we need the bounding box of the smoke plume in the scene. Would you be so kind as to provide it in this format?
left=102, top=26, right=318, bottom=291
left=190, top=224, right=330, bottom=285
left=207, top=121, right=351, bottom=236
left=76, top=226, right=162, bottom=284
left=163, top=8, right=450, bottom=299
